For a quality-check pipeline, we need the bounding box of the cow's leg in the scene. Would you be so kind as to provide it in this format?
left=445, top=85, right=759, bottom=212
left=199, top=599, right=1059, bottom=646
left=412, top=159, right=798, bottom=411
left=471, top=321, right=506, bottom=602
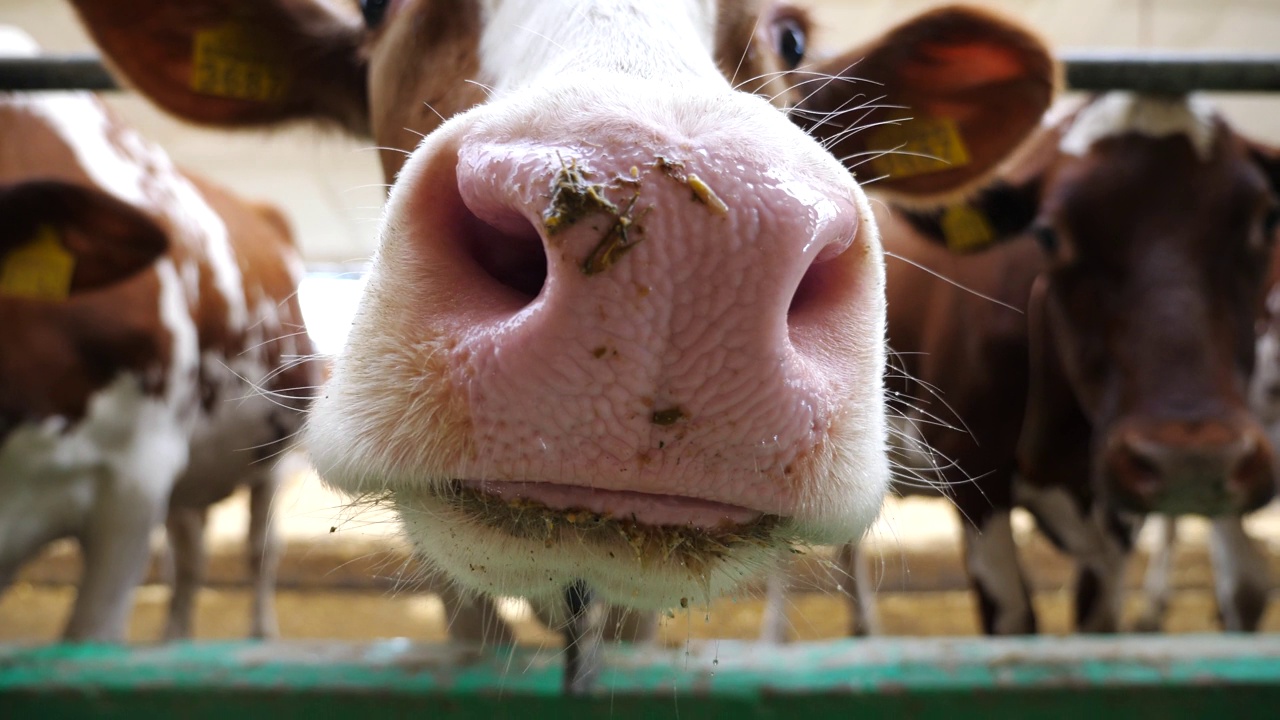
left=1073, top=510, right=1135, bottom=633
left=758, top=556, right=791, bottom=644
left=247, top=475, right=281, bottom=639
left=64, top=479, right=167, bottom=642
left=162, top=505, right=206, bottom=641
left=836, top=542, right=880, bottom=636
left=1017, top=483, right=1132, bottom=633
left=1133, top=515, right=1176, bottom=633
left=963, top=507, right=1036, bottom=635
left=1208, top=515, right=1270, bottom=632
left=562, top=580, right=601, bottom=695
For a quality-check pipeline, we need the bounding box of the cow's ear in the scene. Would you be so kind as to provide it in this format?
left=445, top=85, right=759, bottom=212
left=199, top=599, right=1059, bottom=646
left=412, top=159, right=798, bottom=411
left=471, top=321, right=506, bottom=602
left=0, top=181, right=169, bottom=300
left=794, top=5, right=1056, bottom=202
left=69, top=0, right=369, bottom=134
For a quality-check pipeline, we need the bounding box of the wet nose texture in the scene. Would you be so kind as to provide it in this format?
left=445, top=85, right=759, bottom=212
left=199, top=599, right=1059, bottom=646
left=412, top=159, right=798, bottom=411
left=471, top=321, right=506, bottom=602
left=1107, top=423, right=1275, bottom=514
left=405, top=137, right=866, bottom=515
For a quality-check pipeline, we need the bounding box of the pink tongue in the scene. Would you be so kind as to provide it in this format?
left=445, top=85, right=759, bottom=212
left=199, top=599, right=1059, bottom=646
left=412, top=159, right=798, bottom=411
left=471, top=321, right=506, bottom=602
left=465, top=481, right=761, bottom=529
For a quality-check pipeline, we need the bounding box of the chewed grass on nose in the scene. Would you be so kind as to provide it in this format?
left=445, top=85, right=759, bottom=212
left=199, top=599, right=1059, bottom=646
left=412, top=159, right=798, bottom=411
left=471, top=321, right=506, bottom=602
left=543, top=155, right=643, bottom=275
left=542, top=154, right=732, bottom=275
left=435, top=481, right=797, bottom=577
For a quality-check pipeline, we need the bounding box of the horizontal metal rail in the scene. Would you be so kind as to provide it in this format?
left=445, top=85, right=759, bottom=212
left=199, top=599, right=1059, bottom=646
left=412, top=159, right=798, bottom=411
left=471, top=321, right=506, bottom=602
left=3, top=52, right=1280, bottom=93
left=0, top=55, right=117, bottom=91
left=1063, top=51, right=1280, bottom=93
left=2, top=635, right=1280, bottom=719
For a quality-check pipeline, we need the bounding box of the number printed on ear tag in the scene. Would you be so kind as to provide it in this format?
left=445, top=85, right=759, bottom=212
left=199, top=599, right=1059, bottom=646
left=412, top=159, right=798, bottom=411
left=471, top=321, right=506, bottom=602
left=191, top=24, right=289, bottom=102
left=0, top=225, right=75, bottom=301
left=868, top=116, right=971, bottom=180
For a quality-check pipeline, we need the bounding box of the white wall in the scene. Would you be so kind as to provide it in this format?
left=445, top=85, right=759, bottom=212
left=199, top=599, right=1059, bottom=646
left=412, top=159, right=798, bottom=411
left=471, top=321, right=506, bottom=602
left=4, top=0, right=1280, bottom=263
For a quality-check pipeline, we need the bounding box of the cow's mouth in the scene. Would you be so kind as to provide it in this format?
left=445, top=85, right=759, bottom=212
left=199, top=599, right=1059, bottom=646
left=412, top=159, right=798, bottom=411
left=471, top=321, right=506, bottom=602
left=442, top=480, right=785, bottom=570
left=459, top=480, right=763, bottom=528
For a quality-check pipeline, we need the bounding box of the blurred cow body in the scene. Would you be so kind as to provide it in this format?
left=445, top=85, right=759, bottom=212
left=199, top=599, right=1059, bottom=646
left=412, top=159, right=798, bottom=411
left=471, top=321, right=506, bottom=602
left=0, top=28, right=315, bottom=641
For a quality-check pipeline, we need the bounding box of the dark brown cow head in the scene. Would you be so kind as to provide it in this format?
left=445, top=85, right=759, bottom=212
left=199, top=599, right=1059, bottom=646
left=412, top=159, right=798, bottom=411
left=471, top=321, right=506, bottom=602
left=923, top=93, right=1280, bottom=515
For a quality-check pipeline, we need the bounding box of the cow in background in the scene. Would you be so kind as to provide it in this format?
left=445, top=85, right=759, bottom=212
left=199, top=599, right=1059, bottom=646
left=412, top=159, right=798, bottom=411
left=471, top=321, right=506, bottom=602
left=68, top=1, right=1059, bottom=670
left=784, top=92, right=1278, bottom=639
left=0, top=27, right=317, bottom=641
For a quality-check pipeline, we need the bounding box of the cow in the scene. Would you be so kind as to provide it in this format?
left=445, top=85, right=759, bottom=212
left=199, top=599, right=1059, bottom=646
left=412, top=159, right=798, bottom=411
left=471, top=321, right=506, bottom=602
left=68, top=0, right=1058, bottom=656
left=0, top=27, right=317, bottom=641
left=786, top=92, right=1279, bottom=639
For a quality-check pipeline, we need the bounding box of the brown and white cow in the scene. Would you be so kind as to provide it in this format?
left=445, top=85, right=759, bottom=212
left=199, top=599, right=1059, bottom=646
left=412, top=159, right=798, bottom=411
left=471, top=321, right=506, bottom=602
left=0, top=28, right=316, bottom=641
left=819, top=92, right=1279, bottom=637
left=69, top=0, right=1056, bottom=623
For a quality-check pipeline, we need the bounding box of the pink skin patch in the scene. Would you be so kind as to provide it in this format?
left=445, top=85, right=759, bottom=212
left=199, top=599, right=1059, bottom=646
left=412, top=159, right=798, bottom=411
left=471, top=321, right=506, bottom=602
left=387, top=138, right=870, bottom=522
left=463, top=480, right=762, bottom=529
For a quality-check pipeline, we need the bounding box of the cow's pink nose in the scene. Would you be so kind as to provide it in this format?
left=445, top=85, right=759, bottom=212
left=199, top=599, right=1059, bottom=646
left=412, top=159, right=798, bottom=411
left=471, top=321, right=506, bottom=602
left=1105, top=421, right=1274, bottom=515
left=392, top=132, right=870, bottom=516
left=446, top=140, right=860, bottom=321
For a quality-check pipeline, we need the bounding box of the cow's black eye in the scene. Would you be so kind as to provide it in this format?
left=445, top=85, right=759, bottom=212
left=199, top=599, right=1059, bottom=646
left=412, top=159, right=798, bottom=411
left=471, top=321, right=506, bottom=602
left=1033, top=224, right=1058, bottom=255
left=1264, top=205, right=1280, bottom=240
left=361, top=0, right=392, bottom=28
left=775, top=17, right=807, bottom=69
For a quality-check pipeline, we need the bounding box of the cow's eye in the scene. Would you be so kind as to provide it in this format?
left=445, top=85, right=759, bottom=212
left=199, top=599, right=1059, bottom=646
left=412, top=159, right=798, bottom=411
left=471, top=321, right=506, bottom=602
left=775, top=16, right=807, bottom=69
left=1032, top=223, right=1058, bottom=255
left=361, top=0, right=392, bottom=28
left=1264, top=205, right=1280, bottom=240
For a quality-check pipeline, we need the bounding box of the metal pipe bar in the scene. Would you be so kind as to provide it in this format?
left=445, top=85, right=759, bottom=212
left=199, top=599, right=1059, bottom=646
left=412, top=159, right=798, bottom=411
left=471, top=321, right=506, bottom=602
left=3, top=53, right=1280, bottom=94
left=2, top=635, right=1279, bottom=719
left=1062, top=51, right=1280, bottom=92
left=0, top=55, right=118, bottom=91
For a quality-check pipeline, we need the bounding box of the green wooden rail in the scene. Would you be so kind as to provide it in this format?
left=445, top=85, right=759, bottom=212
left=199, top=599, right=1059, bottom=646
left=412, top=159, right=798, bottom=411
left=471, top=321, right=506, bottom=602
left=2, top=635, right=1279, bottom=719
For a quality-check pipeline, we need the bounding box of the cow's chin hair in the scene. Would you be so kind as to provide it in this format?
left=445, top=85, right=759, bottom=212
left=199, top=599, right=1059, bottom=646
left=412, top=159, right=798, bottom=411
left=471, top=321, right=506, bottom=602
left=391, top=484, right=798, bottom=610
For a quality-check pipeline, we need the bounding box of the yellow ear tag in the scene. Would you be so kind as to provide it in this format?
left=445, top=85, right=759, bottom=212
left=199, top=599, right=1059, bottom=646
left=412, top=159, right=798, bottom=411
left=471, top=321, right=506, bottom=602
left=191, top=24, right=289, bottom=102
left=0, top=225, right=75, bottom=301
left=868, top=116, right=971, bottom=180
left=940, top=204, right=996, bottom=252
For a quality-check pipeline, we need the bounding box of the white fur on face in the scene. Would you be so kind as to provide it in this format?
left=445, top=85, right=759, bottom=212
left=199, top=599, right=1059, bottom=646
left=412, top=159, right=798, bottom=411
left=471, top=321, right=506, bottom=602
left=1060, top=92, right=1219, bottom=161
left=478, top=0, right=720, bottom=94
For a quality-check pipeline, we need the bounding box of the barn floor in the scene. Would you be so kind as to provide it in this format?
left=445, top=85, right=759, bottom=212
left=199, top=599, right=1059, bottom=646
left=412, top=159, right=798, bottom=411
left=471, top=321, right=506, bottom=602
left=3, top=458, right=1278, bottom=644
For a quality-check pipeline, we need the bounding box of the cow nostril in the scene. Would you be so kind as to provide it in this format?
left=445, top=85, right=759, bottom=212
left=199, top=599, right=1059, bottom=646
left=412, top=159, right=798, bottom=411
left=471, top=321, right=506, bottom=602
left=1113, top=441, right=1164, bottom=500
left=789, top=257, right=833, bottom=318
left=788, top=244, right=856, bottom=324
left=1229, top=435, right=1275, bottom=510
left=459, top=202, right=547, bottom=301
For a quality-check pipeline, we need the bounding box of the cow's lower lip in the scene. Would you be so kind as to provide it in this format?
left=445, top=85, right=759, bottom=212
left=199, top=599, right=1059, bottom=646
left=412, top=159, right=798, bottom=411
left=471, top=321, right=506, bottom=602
left=457, top=480, right=763, bottom=530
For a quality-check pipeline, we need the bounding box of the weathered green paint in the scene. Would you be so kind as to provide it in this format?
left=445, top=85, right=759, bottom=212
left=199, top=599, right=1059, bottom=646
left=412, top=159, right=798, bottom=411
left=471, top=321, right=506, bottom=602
left=2, top=635, right=1278, bottom=718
